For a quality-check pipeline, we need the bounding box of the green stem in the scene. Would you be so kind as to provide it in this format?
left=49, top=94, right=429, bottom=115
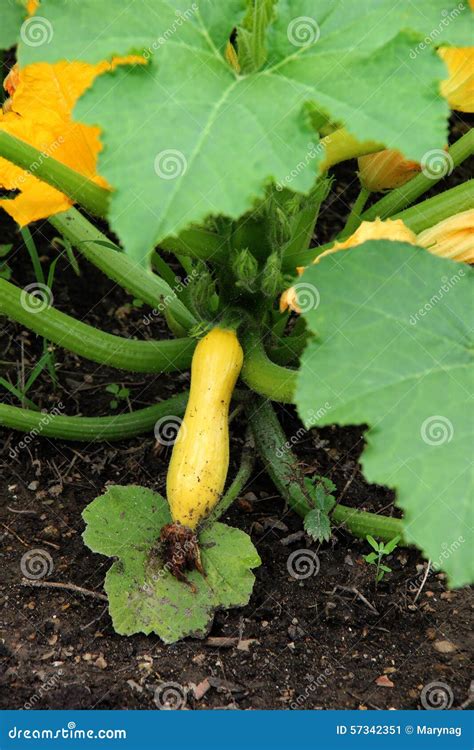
left=0, top=277, right=195, bottom=373
left=204, top=429, right=256, bottom=527
left=392, top=180, right=474, bottom=234
left=339, top=186, right=370, bottom=238
left=281, top=179, right=330, bottom=270
left=49, top=209, right=196, bottom=331
left=0, top=131, right=110, bottom=218
left=241, top=328, right=297, bottom=403
left=246, top=396, right=405, bottom=543
left=362, top=130, right=474, bottom=222
left=0, top=392, right=188, bottom=443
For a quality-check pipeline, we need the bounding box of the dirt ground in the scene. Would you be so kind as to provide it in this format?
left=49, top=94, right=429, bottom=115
left=0, top=117, right=472, bottom=710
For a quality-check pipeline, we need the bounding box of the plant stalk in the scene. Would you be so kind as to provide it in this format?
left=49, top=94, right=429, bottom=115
left=49, top=208, right=196, bottom=331
left=241, top=328, right=297, bottom=403
left=0, top=392, right=188, bottom=442
left=0, top=278, right=195, bottom=373
left=205, top=429, right=256, bottom=527
left=361, top=130, right=474, bottom=222
left=246, top=396, right=405, bottom=542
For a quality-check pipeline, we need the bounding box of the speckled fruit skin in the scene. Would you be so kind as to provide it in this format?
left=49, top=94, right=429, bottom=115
left=166, top=327, right=243, bottom=529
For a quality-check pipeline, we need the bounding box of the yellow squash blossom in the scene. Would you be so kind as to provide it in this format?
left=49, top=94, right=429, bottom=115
left=417, top=210, right=474, bottom=263
left=438, top=47, right=474, bottom=113
left=280, top=214, right=472, bottom=313
left=358, top=149, right=421, bottom=192
left=0, top=56, right=142, bottom=225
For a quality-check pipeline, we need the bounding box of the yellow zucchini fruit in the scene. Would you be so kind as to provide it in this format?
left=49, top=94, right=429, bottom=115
left=166, top=327, right=244, bottom=529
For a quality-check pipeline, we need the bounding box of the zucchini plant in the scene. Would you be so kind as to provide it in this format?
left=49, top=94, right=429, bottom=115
left=0, top=0, right=473, bottom=641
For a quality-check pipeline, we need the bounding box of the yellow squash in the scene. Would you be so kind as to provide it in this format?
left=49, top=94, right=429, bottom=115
left=166, top=327, right=243, bottom=529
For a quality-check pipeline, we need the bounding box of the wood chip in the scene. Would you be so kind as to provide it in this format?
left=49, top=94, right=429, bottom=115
left=433, top=640, right=457, bottom=654
left=191, top=678, right=211, bottom=700
left=375, top=675, right=394, bottom=688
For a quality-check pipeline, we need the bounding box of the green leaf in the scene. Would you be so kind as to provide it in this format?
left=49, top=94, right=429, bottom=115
left=366, top=535, right=380, bottom=552
left=384, top=535, right=401, bottom=554
left=82, top=485, right=261, bottom=643
left=20, top=1, right=468, bottom=264
left=304, top=508, right=331, bottom=543
left=295, top=242, right=473, bottom=587
left=0, top=0, right=24, bottom=51
left=237, top=0, right=278, bottom=73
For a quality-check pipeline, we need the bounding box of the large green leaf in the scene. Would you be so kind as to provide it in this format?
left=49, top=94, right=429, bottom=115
left=82, top=485, right=261, bottom=643
left=295, top=242, right=473, bottom=587
left=19, top=1, right=471, bottom=264
left=1, top=0, right=25, bottom=51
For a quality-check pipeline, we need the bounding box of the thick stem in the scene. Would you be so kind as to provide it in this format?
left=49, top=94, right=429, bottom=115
left=246, top=396, right=405, bottom=543
left=361, top=130, right=474, bottom=222
left=0, top=131, right=110, bottom=218
left=49, top=209, right=196, bottom=331
left=281, top=179, right=330, bottom=270
left=241, top=328, right=297, bottom=403
left=0, top=392, right=188, bottom=443
left=391, top=180, right=474, bottom=234
left=0, top=277, right=195, bottom=373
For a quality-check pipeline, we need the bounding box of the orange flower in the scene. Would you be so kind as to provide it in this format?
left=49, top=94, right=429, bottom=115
left=0, top=56, right=142, bottom=226
left=280, top=214, right=473, bottom=313
left=438, top=47, right=474, bottom=113
left=358, top=149, right=421, bottom=191
left=417, top=210, right=474, bottom=263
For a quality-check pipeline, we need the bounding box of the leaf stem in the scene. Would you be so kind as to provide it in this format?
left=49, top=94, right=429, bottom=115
left=49, top=208, right=196, bottom=331
left=246, top=396, right=405, bottom=543
left=0, top=277, right=195, bottom=373
left=391, top=180, right=474, bottom=234
left=361, top=130, right=474, bottom=222
left=340, top=187, right=370, bottom=238
left=240, top=327, right=297, bottom=403
left=0, top=392, right=188, bottom=442
left=0, top=131, right=110, bottom=218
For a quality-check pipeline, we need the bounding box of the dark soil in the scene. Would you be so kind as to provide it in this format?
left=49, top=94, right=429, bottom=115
left=0, top=117, right=472, bottom=710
